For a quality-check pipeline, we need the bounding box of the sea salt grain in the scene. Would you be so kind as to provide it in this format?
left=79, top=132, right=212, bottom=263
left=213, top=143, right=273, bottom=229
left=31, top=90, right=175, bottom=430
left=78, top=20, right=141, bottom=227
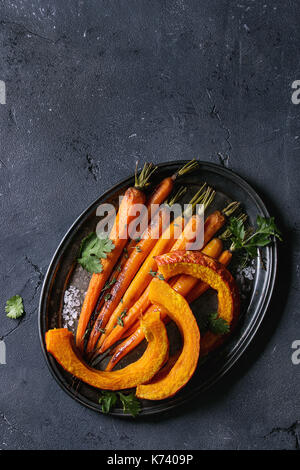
left=241, top=265, right=256, bottom=280
left=62, top=285, right=81, bottom=329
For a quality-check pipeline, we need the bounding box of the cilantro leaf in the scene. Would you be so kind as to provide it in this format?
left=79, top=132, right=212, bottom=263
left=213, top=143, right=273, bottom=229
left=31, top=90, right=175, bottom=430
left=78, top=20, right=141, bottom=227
left=77, top=233, right=115, bottom=274
left=99, top=391, right=118, bottom=414
left=5, top=295, right=24, bottom=319
left=208, top=312, right=230, bottom=335
left=77, top=253, right=103, bottom=273
left=118, top=392, right=141, bottom=417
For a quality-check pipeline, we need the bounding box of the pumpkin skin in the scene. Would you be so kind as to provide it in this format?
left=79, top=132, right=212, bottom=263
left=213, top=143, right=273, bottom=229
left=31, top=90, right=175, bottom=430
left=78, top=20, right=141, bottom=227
left=46, top=311, right=168, bottom=390
left=136, top=279, right=200, bottom=400
left=154, top=250, right=240, bottom=356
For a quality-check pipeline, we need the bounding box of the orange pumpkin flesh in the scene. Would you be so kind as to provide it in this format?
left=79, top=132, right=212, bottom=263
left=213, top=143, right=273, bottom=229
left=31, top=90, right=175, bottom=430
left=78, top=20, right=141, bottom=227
left=46, top=311, right=168, bottom=391
left=136, top=279, right=200, bottom=400
left=154, top=250, right=240, bottom=356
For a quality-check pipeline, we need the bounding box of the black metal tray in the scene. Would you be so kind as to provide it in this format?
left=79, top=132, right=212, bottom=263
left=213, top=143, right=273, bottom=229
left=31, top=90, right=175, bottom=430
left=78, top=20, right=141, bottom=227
left=39, top=161, right=277, bottom=416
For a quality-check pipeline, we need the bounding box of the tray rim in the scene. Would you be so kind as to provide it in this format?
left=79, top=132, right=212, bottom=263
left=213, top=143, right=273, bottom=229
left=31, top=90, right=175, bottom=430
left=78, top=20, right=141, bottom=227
left=38, top=160, right=277, bottom=417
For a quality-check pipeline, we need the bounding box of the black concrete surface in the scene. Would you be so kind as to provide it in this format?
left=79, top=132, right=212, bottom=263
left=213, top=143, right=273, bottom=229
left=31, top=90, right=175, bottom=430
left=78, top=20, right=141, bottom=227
left=0, top=0, right=299, bottom=450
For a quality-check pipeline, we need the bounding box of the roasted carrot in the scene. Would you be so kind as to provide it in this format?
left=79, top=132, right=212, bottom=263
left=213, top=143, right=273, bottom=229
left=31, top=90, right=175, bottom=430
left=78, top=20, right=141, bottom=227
left=75, top=163, right=156, bottom=351
left=90, top=186, right=211, bottom=355
left=88, top=187, right=186, bottom=344
left=105, top=238, right=224, bottom=371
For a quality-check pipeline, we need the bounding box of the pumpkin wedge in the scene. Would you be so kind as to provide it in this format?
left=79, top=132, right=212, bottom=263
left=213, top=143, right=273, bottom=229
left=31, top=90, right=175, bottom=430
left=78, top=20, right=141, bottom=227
left=136, top=279, right=200, bottom=400
left=154, top=250, right=240, bottom=356
left=46, top=311, right=168, bottom=391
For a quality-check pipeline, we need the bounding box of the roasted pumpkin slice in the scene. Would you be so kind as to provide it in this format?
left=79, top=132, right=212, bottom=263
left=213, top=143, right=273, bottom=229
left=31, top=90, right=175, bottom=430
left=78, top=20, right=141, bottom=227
left=136, top=279, right=200, bottom=400
left=46, top=311, right=168, bottom=391
left=154, top=250, right=240, bottom=355
left=145, top=351, right=181, bottom=385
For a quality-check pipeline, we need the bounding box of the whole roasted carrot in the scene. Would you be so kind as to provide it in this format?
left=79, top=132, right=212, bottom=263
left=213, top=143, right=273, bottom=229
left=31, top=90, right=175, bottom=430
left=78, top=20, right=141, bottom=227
left=75, top=163, right=156, bottom=351
left=89, top=186, right=210, bottom=355
left=105, top=238, right=224, bottom=371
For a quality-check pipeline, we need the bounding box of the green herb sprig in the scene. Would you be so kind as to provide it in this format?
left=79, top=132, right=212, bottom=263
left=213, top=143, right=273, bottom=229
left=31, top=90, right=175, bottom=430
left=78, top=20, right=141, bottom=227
left=227, top=215, right=281, bottom=266
left=99, top=391, right=141, bottom=417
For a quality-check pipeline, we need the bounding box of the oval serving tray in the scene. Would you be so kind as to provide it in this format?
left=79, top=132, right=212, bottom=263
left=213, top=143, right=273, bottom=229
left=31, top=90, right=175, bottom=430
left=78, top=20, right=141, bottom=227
left=39, top=161, right=277, bottom=416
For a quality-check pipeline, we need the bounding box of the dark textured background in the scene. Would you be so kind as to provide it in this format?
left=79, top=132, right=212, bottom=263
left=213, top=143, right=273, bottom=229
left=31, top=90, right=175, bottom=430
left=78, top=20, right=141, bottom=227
left=0, top=0, right=299, bottom=450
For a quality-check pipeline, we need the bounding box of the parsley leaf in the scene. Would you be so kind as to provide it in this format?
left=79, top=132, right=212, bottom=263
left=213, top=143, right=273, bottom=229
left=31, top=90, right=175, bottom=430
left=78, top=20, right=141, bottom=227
left=118, top=392, right=141, bottom=417
left=99, top=391, right=118, bottom=414
left=228, top=216, right=281, bottom=264
left=77, top=233, right=115, bottom=274
left=208, top=312, right=230, bottom=335
left=5, top=295, right=24, bottom=319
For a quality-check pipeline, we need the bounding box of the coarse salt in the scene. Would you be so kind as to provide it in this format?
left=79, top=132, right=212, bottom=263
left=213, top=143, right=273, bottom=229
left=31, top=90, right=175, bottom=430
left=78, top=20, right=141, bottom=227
left=62, top=285, right=81, bottom=329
